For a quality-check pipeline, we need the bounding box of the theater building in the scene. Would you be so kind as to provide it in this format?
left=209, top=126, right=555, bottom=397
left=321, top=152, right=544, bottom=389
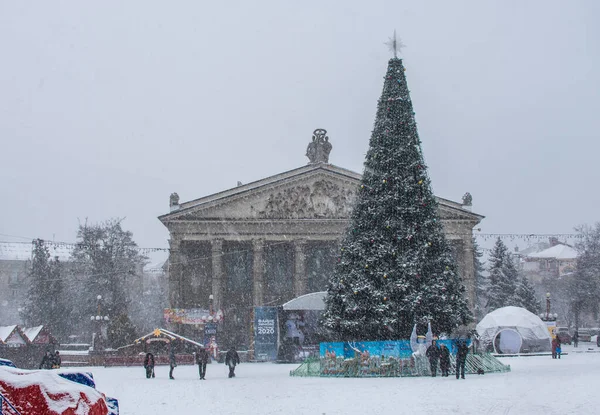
left=158, top=130, right=483, bottom=349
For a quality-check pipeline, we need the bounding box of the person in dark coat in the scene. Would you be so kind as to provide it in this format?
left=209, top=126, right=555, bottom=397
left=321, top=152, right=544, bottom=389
left=426, top=340, right=440, bottom=377
left=572, top=331, right=579, bottom=348
left=169, top=347, right=177, bottom=379
left=456, top=341, right=468, bottom=379
left=143, top=352, right=155, bottom=379
left=52, top=351, right=61, bottom=369
left=39, top=351, right=52, bottom=370
left=439, top=344, right=451, bottom=377
left=196, top=346, right=210, bottom=380
left=225, top=347, right=240, bottom=378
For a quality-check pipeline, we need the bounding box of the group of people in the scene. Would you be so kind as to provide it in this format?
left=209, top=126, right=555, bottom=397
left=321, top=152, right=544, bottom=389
left=425, top=340, right=469, bottom=379
left=39, top=350, right=61, bottom=369
left=143, top=346, right=240, bottom=380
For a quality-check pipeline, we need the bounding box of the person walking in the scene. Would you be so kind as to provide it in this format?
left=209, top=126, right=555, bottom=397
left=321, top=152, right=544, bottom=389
left=551, top=336, right=559, bottom=359
left=143, top=352, right=155, bottom=379
left=225, top=346, right=240, bottom=378
left=169, top=347, right=177, bottom=379
left=572, top=331, right=579, bottom=348
left=426, top=340, right=440, bottom=377
left=439, top=344, right=451, bottom=377
left=556, top=337, right=562, bottom=359
left=196, top=346, right=210, bottom=380
left=455, top=341, right=468, bottom=380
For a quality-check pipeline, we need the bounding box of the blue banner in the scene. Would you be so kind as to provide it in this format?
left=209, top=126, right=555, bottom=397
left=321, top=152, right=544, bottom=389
left=203, top=323, right=218, bottom=346
left=319, top=339, right=473, bottom=377
left=320, top=339, right=471, bottom=359
left=254, top=307, right=278, bottom=361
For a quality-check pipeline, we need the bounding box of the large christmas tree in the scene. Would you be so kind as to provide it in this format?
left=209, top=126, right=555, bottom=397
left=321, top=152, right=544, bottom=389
left=321, top=55, right=471, bottom=341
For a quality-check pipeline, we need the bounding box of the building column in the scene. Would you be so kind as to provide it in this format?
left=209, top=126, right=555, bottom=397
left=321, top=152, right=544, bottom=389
left=167, top=236, right=184, bottom=308
left=211, top=239, right=224, bottom=310
left=294, top=239, right=307, bottom=297
left=252, top=239, right=265, bottom=307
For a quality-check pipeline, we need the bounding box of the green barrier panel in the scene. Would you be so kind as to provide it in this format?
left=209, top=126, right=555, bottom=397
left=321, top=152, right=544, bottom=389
left=290, top=353, right=510, bottom=378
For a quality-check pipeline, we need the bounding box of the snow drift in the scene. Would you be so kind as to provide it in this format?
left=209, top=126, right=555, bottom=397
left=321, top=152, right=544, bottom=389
left=476, top=306, right=552, bottom=354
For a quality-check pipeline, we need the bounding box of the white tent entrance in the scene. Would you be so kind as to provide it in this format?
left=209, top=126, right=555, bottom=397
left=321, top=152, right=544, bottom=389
left=493, top=329, right=523, bottom=354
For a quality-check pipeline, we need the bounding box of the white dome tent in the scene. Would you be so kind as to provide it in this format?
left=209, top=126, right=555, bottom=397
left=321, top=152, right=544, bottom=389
left=476, top=306, right=552, bottom=354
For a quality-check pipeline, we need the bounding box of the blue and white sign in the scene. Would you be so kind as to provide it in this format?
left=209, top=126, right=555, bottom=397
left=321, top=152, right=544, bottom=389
left=254, top=307, right=278, bottom=361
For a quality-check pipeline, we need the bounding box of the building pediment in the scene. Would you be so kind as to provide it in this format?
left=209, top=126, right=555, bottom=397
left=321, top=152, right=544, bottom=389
left=159, top=163, right=483, bottom=224
left=162, top=165, right=360, bottom=221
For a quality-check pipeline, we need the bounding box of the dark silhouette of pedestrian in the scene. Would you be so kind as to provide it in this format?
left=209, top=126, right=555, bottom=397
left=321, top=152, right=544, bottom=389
left=52, top=351, right=61, bottom=369
left=39, top=351, right=52, bottom=370
left=196, top=346, right=210, bottom=380
left=439, top=344, right=451, bottom=377
left=143, top=352, right=155, bottom=379
left=225, top=347, right=240, bottom=378
left=456, top=341, right=468, bottom=379
left=426, top=340, right=440, bottom=377
left=169, top=347, right=177, bottom=379
left=573, top=331, right=579, bottom=348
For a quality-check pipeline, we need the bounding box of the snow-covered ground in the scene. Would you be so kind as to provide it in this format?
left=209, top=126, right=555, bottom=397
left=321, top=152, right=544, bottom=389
left=85, top=345, right=599, bottom=415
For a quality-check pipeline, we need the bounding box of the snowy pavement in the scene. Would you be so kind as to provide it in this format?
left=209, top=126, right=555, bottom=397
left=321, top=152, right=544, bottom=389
left=85, top=349, right=600, bottom=415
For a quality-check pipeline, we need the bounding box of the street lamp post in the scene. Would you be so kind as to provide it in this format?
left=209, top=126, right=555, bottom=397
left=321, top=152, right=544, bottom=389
left=90, top=295, right=110, bottom=351
left=539, top=293, right=558, bottom=338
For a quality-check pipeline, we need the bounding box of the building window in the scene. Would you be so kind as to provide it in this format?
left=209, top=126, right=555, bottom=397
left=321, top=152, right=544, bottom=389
left=9, top=272, right=19, bottom=285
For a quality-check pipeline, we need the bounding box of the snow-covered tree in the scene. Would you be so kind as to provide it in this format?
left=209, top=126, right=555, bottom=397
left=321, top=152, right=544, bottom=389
left=569, top=224, right=600, bottom=329
left=514, top=276, right=540, bottom=314
left=67, top=219, right=146, bottom=337
left=107, top=313, right=138, bottom=348
left=486, top=238, right=519, bottom=311
left=320, top=57, right=471, bottom=341
left=21, top=239, right=68, bottom=338
left=473, top=237, right=488, bottom=320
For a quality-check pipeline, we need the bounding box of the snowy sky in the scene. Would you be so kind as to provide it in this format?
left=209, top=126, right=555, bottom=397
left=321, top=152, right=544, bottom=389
left=1, top=0, right=599, bottom=259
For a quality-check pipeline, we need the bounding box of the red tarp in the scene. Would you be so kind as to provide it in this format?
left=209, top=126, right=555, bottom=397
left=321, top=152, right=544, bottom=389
left=0, top=367, right=109, bottom=415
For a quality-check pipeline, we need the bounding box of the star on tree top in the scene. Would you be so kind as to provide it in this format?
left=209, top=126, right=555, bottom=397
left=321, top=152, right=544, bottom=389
left=385, top=30, right=405, bottom=58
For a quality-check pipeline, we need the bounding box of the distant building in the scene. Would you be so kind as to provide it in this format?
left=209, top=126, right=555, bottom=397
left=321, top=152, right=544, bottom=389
left=516, top=238, right=579, bottom=327
left=522, top=238, right=577, bottom=282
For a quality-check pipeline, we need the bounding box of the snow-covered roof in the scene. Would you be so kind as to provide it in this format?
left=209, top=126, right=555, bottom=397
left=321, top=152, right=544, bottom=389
left=0, top=242, right=73, bottom=261
left=0, top=325, right=17, bottom=342
left=477, top=306, right=546, bottom=330
left=282, top=291, right=327, bottom=311
left=528, top=244, right=578, bottom=260
left=133, top=328, right=205, bottom=348
left=143, top=260, right=167, bottom=273
left=22, top=326, right=44, bottom=342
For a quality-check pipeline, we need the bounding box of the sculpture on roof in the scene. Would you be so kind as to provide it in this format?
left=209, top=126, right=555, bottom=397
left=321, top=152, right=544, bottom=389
left=170, top=192, right=180, bottom=207
left=306, top=129, right=332, bottom=164
left=462, top=192, right=472, bottom=206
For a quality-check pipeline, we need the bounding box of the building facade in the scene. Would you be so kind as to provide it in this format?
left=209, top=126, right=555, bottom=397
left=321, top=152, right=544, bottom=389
left=159, top=132, right=484, bottom=348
